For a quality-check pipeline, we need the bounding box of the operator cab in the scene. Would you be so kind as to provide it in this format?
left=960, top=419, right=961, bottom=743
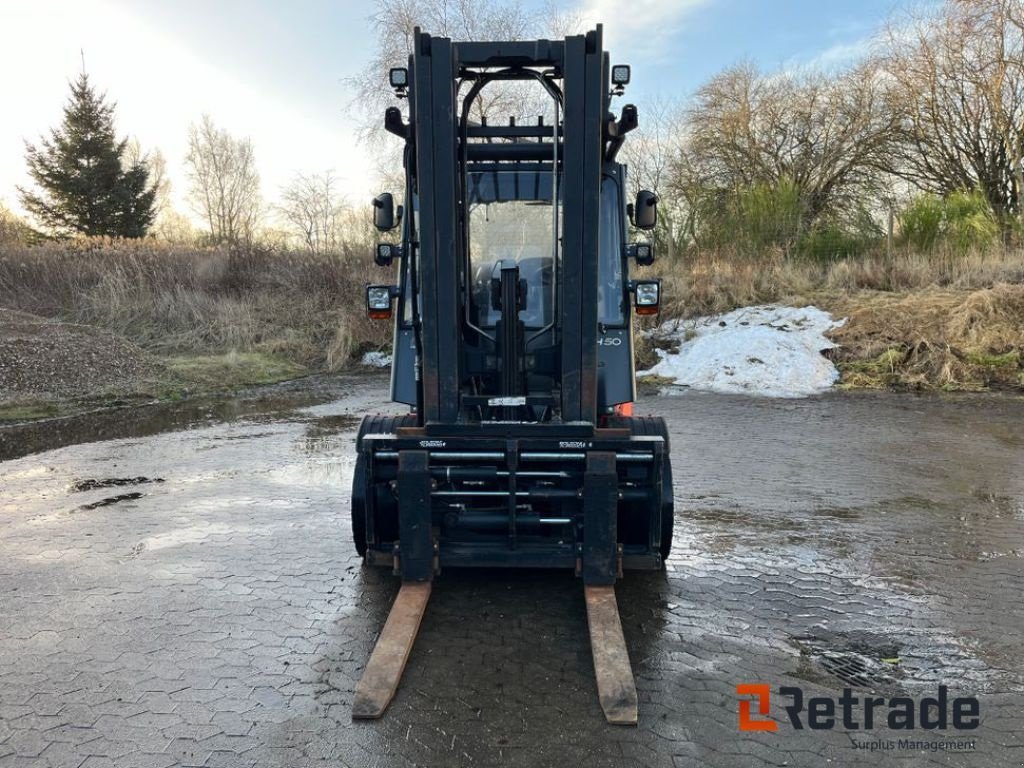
left=374, top=149, right=656, bottom=423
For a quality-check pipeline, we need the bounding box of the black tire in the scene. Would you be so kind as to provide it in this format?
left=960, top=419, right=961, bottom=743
left=609, top=415, right=675, bottom=563
left=351, top=413, right=418, bottom=557
left=351, top=450, right=369, bottom=557
left=658, top=426, right=675, bottom=562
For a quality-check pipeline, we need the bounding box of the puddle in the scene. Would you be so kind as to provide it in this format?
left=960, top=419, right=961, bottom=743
left=70, top=476, right=164, bottom=492
left=0, top=373, right=387, bottom=461
left=0, top=397, right=312, bottom=462
left=76, top=491, right=145, bottom=511
left=304, top=414, right=360, bottom=437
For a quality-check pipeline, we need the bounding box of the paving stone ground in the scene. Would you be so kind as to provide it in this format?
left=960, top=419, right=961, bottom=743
left=1, top=389, right=1022, bottom=767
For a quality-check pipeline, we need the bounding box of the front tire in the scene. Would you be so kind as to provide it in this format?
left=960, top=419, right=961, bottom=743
left=608, top=414, right=675, bottom=563
left=351, top=450, right=369, bottom=557
left=351, top=413, right=418, bottom=557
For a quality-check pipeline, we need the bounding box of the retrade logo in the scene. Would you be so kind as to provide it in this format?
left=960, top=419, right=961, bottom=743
left=737, top=684, right=778, bottom=732
left=736, top=684, right=980, bottom=732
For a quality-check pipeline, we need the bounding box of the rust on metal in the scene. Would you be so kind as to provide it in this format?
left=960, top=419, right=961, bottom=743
left=352, top=581, right=432, bottom=719
left=584, top=584, right=638, bottom=725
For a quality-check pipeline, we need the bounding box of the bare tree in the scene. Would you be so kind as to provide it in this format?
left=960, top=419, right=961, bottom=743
left=278, top=171, right=348, bottom=255
left=348, top=0, right=583, bottom=150
left=150, top=208, right=201, bottom=245
left=881, top=0, right=1024, bottom=226
left=184, top=115, right=262, bottom=245
left=619, top=96, right=690, bottom=260
left=124, top=138, right=171, bottom=217
left=335, top=205, right=380, bottom=262
left=0, top=201, right=33, bottom=245
left=685, top=60, right=898, bottom=228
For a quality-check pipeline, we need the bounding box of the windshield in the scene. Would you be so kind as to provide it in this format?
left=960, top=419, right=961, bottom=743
left=468, top=171, right=559, bottom=329
left=412, top=171, right=625, bottom=330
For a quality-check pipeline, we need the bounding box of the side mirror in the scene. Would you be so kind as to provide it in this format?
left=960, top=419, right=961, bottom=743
left=631, top=279, right=661, bottom=316
left=634, top=190, right=658, bottom=230
left=372, top=192, right=397, bottom=232
left=366, top=285, right=399, bottom=320
left=627, top=242, right=654, bottom=267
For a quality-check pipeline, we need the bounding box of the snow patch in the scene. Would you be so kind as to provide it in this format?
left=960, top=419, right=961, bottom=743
left=360, top=351, right=392, bottom=368
left=639, top=305, right=845, bottom=398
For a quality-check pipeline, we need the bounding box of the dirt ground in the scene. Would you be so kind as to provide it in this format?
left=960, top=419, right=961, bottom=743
left=1, top=378, right=1022, bottom=767
left=0, top=309, right=158, bottom=400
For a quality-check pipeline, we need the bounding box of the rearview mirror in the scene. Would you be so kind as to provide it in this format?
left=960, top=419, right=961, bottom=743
left=372, top=192, right=397, bottom=232
left=634, top=190, right=658, bottom=230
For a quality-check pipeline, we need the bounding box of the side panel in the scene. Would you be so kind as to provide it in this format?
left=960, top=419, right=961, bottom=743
left=392, top=328, right=417, bottom=405
left=596, top=164, right=635, bottom=408
left=597, top=328, right=633, bottom=407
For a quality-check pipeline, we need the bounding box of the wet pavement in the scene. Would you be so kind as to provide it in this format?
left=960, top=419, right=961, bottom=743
left=1, top=378, right=1022, bottom=767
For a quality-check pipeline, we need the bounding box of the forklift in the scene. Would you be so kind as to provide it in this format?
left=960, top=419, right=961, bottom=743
left=352, top=25, right=673, bottom=725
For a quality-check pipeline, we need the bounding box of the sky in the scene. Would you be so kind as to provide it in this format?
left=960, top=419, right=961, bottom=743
left=0, top=0, right=903, bottom=224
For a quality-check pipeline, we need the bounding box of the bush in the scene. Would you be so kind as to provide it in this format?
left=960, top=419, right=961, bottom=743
left=795, top=224, right=877, bottom=263
left=943, top=191, right=1000, bottom=252
left=694, top=177, right=805, bottom=257
left=693, top=178, right=884, bottom=262
left=732, top=177, right=804, bottom=253
left=899, top=191, right=999, bottom=254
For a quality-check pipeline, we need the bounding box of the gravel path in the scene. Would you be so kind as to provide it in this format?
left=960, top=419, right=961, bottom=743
left=0, top=309, right=158, bottom=400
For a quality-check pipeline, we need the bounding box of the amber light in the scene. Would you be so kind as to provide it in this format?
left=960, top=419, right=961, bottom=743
left=366, top=285, right=394, bottom=320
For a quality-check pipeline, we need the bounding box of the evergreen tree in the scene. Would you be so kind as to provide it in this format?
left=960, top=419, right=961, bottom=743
left=19, top=73, right=156, bottom=238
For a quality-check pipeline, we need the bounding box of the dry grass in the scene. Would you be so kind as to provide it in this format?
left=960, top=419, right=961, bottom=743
left=2, top=238, right=1022, bottom=397
left=163, top=352, right=309, bottom=390
left=653, top=247, right=1024, bottom=319
left=0, top=239, right=390, bottom=373
left=649, top=247, right=1024, bottom=391
left=825, top=285, right=1024, bottom=390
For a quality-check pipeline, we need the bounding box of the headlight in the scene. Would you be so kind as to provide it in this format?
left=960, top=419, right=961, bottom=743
left=633, top=280, right=661, bottom=315
left=366, top=285, right=395, bottom=319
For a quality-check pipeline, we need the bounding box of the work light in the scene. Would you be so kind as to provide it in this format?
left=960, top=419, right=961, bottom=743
left=611, top=65, right=631, bottom=86
left=633, top=280, right=661, bottom=315
left=389, top=67, right=408, bottom=88
left=629, top=242, right=654, bottom=266
left=366, top=285, right=395, bottom=319
left=375, top=242, right=401, bottom=267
